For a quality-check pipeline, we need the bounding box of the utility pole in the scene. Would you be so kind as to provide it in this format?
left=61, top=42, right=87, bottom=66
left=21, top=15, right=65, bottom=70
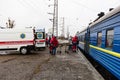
left=60, top=17, right=65, bottom=38
left=53, top=0, right=58, bottom=37
left=48, top=0, right=58, bottom=37
left=67, top=26, right=69, bottom=39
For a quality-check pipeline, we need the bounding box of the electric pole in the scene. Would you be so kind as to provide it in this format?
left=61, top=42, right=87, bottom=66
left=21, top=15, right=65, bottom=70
left=48, top=0, right=58, bottom=37
left=67, top=26, right=69, bottom=39
left=53, top=0, right=58, bottom=37
left=60, top=17, right=65, bottom=38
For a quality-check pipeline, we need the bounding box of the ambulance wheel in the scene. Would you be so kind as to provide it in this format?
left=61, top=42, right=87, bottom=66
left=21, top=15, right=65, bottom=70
left=20, top=47, right=28, bottom=54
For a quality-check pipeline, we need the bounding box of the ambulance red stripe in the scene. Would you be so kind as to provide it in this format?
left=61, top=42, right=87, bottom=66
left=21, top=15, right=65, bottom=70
left=36, top=40, right=45, bottom=42
left=0, top=40, right=34, bottom=45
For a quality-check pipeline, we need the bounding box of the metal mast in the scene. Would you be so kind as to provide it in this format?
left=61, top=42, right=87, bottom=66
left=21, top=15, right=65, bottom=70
left=60, top=17, right=65, bottom=37
left=53, top=0, right=58, bottom=37
left=67, top=26, right=69, bottom=39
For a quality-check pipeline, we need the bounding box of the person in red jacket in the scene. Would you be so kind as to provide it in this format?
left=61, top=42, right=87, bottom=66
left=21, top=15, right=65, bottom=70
left=49, top=35, right=54, bottom=54
left=50, top=36, right=58, bottom=55
left=45, top=37, right=48, bottom=47
left=72, top=36, right=78, bottom=52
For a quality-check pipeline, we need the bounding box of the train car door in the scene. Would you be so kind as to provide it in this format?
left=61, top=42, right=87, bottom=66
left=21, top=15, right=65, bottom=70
left=84, top=27, right=90, bottom=54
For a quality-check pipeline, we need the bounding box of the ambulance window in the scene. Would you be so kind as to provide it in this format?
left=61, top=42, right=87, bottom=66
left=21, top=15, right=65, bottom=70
left=106, top=29, right=114, bottom=49
left=97, top=32, right=102, bottom=47
left=37, top=32, right=43, bottom=39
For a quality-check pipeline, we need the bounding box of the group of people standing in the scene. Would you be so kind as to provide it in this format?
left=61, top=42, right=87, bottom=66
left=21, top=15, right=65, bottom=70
left=45, top=35, right=79, bottom=55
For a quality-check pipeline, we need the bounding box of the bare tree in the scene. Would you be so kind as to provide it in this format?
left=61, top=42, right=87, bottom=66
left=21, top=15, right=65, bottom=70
left=6, top=18, right=15, bottom=28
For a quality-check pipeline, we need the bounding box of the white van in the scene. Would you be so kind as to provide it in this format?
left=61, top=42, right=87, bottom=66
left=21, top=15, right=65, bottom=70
left=0, top=28, right=45, bottom=54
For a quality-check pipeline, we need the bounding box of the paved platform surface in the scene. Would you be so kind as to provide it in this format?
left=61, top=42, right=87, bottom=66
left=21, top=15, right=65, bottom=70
left=32, top=47, right=104, bottom=80
left=0, top=46, right=104, bottom=80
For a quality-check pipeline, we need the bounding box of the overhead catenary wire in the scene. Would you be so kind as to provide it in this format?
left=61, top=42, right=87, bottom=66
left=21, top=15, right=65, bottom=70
left=104, top=0, right=120, bottom=12
left=28, top=0, right=42, bottom=10
left=71, top=0, right=99, bottom=12
left=23, top=0, right=42, bottom=15
left=60, top=0, right=100, bottom=13
left=68, top=0, right=120, bottom=13
left=17, top=0, right=42, bottom=16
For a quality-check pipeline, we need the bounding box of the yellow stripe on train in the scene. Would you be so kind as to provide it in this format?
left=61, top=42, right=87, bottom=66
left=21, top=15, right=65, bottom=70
left=79, top=41, right=85, bottom=44
left=90, top=45, right=120, bottom=58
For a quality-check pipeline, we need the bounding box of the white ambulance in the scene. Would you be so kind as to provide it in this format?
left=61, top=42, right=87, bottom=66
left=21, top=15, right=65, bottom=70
left=0, top=28, right=45, bottom=54
left=34, top=27, right=46, bottom=49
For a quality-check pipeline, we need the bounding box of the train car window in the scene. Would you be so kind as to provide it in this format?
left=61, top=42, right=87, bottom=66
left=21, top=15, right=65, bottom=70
left=82, top=35, right=85, bottom=42
left=106, top=29, right=114, bottom=49
left=79, top=36, right=82, bottom=41
left=80, top=36, right=82, bottom=42
left=81, top=36, right=83, bottom=42
left=97, top=32, right=102, bottom=47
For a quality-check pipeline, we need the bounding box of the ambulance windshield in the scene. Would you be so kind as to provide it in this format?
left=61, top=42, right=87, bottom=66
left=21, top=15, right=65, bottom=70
left=36, top=32, right=45, bottom=39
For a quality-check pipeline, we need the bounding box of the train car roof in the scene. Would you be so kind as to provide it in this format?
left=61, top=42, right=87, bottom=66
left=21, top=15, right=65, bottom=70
left=89, top=5, right=120, bottom=27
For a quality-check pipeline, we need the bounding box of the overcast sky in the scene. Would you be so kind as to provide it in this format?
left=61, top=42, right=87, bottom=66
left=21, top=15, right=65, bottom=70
left=0, top=0, right=120, bottom=36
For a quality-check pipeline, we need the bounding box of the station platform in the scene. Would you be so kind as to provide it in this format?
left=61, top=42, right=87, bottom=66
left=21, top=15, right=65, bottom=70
left=32, top=46, right=104, bottom=80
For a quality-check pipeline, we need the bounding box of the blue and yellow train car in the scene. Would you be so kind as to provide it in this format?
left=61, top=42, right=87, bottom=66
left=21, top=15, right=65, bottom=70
left=78, top=5, right=120, bottom=79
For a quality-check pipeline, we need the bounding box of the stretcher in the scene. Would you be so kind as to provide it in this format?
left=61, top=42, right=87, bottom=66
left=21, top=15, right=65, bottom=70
left=57, top=44, right=63, bottom=54
left=57, top=40, right=69, bottom=54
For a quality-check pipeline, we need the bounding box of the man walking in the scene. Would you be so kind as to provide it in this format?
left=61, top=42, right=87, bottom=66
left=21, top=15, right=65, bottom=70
left=50, top=36, right=58, bottom=55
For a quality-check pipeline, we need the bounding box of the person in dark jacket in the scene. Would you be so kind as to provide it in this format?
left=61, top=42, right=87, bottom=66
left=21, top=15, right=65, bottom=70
left=45, top=37, right=48, bottom=47
left=48, top=37, right=52, bottom=53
